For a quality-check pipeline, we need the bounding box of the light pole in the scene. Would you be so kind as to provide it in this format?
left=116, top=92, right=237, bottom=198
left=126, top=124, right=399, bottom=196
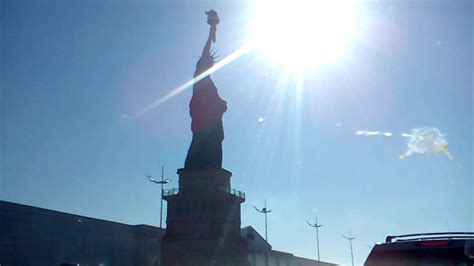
left=342, top=231, right=355, bottom=266
left=254, top=200, right=272, bottom=242
left=307, top=217, right=322, bottom=261
left=146, top=165, right=171, bottom=228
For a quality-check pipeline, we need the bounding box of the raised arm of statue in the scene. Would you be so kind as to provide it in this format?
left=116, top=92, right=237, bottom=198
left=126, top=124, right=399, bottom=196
left=195, top=10, right=220, bottom=76
left=202, top=25, right=216, bottom=57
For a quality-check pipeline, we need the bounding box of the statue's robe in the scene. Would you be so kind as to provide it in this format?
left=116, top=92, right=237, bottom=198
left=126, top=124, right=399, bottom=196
left=184, top=75, right=227, bottom=170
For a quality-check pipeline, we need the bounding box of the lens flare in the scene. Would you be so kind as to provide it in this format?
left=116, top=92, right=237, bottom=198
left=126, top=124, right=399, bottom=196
left=251, top=0, right=360, bottom=71
left=131, top=43, right=252, bottom=118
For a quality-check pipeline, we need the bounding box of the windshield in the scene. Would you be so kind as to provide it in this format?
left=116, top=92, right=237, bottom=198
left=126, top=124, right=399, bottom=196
left=2, top=1, right=472, bottom=265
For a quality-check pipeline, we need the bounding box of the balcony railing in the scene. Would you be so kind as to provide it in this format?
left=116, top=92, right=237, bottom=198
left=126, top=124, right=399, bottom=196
left=163, top=188, right=179, bottom=197
left=163, top=187, right=245, bottom=199
left=231, top=188, right=245, bottom=200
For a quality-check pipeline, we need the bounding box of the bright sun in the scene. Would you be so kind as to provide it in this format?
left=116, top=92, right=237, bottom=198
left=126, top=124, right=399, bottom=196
left=251, top=0, right=360, bottom=71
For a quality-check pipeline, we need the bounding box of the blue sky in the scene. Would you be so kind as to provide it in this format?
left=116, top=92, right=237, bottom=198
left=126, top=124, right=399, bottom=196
left=1, top=1, right=472, bottom=265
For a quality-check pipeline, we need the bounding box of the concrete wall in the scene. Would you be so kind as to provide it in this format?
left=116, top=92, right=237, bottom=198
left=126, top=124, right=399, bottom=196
left=0, top=201, right=165, bottom=266
left=247, top=250, right=337, bottom=266
left=292, top=256, right=338, bottom=266
left=242, top=226, right=337, bottom=266
left=250, top=253, right=290, bottom=266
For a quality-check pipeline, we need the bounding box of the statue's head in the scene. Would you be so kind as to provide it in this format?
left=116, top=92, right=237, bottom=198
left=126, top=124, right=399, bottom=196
left=195, top=52, right=215, bottom=76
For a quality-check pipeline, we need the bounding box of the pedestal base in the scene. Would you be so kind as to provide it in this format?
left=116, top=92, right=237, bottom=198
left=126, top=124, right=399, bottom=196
left=161, top=167, right=248, bottom=266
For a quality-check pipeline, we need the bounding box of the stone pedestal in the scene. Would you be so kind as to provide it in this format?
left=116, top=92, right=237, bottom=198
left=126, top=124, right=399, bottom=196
left=161, top=168, right=248, bottom=266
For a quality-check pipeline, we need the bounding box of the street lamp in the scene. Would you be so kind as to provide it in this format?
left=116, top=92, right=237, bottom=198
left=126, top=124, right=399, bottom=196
left=146, top=165, right=171, bottom=228
left=342, top=231, right=355, bottom=266
left=254, top=200, right=272, bottom=242
left=307, top=217, right=322, bottom=261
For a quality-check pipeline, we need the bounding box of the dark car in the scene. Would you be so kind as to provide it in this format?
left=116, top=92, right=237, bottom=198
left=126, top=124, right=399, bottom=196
left=365, top=232, right=474, bottom=266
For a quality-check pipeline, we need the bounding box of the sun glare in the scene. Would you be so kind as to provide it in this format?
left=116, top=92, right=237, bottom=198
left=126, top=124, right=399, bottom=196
left=252, top=0, right=360, bottom=71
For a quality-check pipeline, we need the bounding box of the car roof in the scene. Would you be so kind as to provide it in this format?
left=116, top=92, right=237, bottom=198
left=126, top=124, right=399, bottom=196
left=385, top=232, right=474, bottom=243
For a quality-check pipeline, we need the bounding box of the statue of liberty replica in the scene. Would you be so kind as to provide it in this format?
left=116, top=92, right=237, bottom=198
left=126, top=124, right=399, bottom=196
left=161, top=10, right=249, bottom=266
left=184, top=10, right=227, bottom=171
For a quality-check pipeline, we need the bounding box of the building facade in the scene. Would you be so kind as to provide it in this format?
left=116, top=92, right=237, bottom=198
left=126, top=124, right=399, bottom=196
left=0, top=200, right=165, bottom=266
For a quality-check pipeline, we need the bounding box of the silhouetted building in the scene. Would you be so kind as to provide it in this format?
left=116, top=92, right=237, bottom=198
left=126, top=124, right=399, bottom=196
left=0, top=200, right=165, bottom=266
